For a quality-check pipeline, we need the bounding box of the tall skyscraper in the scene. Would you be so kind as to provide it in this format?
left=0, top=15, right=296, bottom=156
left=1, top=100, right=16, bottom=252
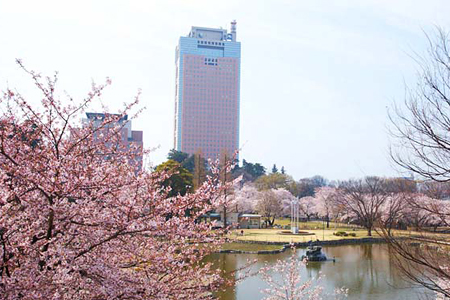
left=174, top=21, right=241, bottom=161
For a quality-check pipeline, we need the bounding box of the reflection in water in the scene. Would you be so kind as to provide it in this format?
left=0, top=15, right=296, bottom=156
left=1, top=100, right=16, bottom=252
left=207, top=244, right=433, bottom=300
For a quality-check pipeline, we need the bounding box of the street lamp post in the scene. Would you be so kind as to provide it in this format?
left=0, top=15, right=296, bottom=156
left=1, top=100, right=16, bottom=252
left=322, top=217, right=325, bottom=241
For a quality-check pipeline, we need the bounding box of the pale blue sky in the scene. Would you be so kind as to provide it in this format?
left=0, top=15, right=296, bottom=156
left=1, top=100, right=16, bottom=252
left=1, top=0, right=450, bottom=180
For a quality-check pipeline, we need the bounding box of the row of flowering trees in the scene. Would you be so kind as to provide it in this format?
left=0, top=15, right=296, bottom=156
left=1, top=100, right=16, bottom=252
left=227, top=177, right=449, bottom=237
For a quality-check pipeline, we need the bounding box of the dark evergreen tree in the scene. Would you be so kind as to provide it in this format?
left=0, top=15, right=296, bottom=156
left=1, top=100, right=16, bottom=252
left=167, top=149, right=195, bottom=172
left=167, top=149, right=188, bottom=163
left=253, top=163, right=266, bottom=178
left=155, top=159, right=193, bottom=197
left=239, top=159, right=266, bottom=180
left=271, top=164, right=278, bottom=174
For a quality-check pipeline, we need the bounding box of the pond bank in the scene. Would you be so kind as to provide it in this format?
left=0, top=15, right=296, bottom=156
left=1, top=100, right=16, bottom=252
left=219, top=237, right=386, bottom=254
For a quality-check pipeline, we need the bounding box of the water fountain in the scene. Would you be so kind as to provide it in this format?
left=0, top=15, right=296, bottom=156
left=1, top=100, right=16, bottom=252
left=291, top=199, right=299, bottom=234
left=302, top=244, right=327, bottom=262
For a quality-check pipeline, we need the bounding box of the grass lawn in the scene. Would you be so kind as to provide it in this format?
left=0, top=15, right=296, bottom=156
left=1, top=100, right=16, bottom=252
left=220, top=242, right=283, bottom=252
left=229, top=228, right=378, bottom=243
left=226, top=219, right=373, bottom=243
left=274, top=218, right=359, bottom=230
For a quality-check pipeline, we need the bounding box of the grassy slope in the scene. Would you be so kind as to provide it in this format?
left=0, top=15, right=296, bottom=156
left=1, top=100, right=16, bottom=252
left=220, top=242, right=283, bottom=252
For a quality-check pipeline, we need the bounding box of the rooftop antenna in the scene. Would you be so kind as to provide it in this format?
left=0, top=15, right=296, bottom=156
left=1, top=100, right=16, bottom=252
left=230, top=20, right=237, bottom=41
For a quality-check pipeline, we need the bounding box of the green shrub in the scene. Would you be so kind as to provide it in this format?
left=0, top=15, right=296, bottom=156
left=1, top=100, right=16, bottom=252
left=334, top=231, right=348, bottom=236
left=349, top=233, right=356, bottom=237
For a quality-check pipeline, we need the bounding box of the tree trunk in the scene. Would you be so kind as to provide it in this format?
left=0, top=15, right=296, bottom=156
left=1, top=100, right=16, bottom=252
left=223, top=205, right=227, bottom=228
left=326, top=216, right=330, bottom=228
left=367, top=227, right=372, bottom=236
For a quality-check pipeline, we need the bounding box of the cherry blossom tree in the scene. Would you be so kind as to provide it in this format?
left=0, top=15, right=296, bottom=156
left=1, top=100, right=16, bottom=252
left=298, top=196, right=317, bottom=222
left=336, top=177, right=389, bottom=236
left=232, top=183, right=259, bottom=213
left=401, top=194, right=445, bottom=231
left=271, top=188, right=296, bottom=216
left=379, top=193, right=407, bottom=236
left=215, top=184, right=294, bottom=226
left=0, top=62, right=232, bottom=299
left=214, top=180, right=255, bottom=227
left=256, top=190, right=283, bottom=227
left=314, top=187, right=340, bottom=228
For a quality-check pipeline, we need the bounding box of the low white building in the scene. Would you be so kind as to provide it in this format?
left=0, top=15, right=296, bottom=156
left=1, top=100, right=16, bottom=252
left=239, top=214, right=261, bottom=229
left=218, top=212, right=240, bottom=228
left=206, top=212, right=262, bottom=229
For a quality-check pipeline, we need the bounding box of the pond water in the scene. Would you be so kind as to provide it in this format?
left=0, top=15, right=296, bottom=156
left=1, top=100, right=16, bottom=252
left=208, top=244, right=433, bottom=300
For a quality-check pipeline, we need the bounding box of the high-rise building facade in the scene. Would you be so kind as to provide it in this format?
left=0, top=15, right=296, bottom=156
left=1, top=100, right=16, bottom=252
left=174, top=21, right=241, bottom=161
left=83, top=112, right=143, bottom=171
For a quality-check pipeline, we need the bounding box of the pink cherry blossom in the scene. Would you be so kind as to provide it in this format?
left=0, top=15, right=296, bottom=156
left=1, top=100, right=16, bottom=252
left=0, top=63, right=233, bottom=300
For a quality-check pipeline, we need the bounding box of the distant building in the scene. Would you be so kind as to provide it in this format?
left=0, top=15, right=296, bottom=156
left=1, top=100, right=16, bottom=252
left=218, top=212, right=261, bottom=229
left=83, top=112, right=143, bottom=170
left=238, top=214, right=261, bottom=229
left=174, top=20, right=241, bottom=161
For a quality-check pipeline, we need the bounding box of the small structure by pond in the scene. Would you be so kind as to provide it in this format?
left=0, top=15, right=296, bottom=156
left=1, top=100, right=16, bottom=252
left=201, top=212, right=261, bottom=229
left=239, top=214, right=261, bottom=229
